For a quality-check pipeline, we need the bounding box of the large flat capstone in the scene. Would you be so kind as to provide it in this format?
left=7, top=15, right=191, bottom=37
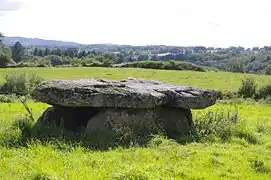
left=34, top=77, right=218, bottom=109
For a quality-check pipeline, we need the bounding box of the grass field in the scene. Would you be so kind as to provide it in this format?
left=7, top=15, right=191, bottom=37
left=0, top=67, right=271, bottom=179
left=0, top=101, right=271, bottom=179
left=1, top=67, right=271, bottom=90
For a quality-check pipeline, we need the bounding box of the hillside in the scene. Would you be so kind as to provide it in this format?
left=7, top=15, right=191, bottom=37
left=2, top=36, right=133, bottom=50
left=2, top=36, right=83, bottom=48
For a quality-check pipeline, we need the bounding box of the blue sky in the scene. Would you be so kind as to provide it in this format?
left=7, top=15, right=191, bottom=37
left=1, top=0, right=271, bottom=48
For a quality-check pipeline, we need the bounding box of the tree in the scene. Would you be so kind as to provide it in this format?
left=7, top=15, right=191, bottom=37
left=265, top=66, right=271, bottom=75
left=250, top=55, right=256, bottom=62
left=38, top=49, right=44, bottom=56
left=64, top=48, right=78, bottom=58
left=33, top=47, right=39, bottom=56
left=228, top=59, right=244, bottom=73
left=55, top=48, right=62, bottom=56
left=0, top=51, right=11, bottom=67
left=0, top=33, right=12, bottom=67
left=115, top=53, right=125, bottom=64
left=11, top=42, right=25, bottom=63
left=45, top=55, right=64, bottom=66
left=44, top=48, right=51, bottom=56
left=78, top=50, right=88, bottom=58
left=0, top=32, right=3, bottom=47
left=138, top=55, right=147, bottom=61
left=150, top=55, right=159, bottom=61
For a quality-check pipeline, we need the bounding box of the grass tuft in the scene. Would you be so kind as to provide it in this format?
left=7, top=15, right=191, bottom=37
left=32, top=172, right=59, bottom=180
left=112, top=169, right=149, bottom=180
left=250, top=159, right=270, bottom=174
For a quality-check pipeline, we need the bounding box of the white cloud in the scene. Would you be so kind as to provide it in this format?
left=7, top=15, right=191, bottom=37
left=1, top=0, right=271, bottom=48
left=0, top=0, right=23, bottom=11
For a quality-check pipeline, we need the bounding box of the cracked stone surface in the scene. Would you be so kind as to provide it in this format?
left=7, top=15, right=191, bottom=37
left=34, top=77, right=219, bottom=109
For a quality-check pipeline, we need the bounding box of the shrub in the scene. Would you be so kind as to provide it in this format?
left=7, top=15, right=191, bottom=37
left=217, top=90, right=238, bottom=100
left=258, top=96, right=271, bottom=104
left=0, top=72, right=44, bottom=96
left=264, top=66, right=271, bottom=75
left=193, top=108, right=240, bottom=142
left=255, top=84, right=271, bottom=99
left=0, top=51, right=11, bottom=67
left=237, top=77, right=257, bottom=98
left=36, top=58, right=52, bottom=67
left=250, top=159, right=270, bottom=174
left=44, top=55, right=65, bottom=66
left=118, top=60, right=206, bottom=72
left=0, top=94, right=17, bottom=103
left=178, top=108, right=258, bottom=144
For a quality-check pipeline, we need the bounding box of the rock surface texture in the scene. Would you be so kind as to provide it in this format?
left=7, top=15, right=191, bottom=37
left=34, top=77, right=218, bottom=109
left=34, top=78, right=219, bottom=136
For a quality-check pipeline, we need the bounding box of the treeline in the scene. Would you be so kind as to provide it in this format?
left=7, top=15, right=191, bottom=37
left=32, top=47, right=92, bottom=58
left=0, top=35, right=133, bottom=68
left=2, top=32, right=271, bottom=75
left=0, top=41, right=127, bottom=68
left=152, top=52, right=271, bottom=75
left=0, top=39, right=206, bottom=72
left=17, top=45, right=271, bottom=75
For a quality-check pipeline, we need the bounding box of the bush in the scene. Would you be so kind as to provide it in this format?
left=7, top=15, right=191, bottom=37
left=235, top=78, right=271, bottom=100
left=0, top=94, right=17, bottom=103
left=217, top=90, right=238, bottom=100
left=0, top=94, right=32, bottom=103
left=190, top=108, right=258, bottom=144
left=44, top=55, right=64, bottom=66
left=255, top=84, right=271, bottom=99
left=264, top=66, right=271, bottom=75
left=0, top=51, right=11, bottom=67
left=10, top=58, right=52, bottom=68
left=118, top=60, right=206, bottom=72
left=258, top=96, right=271, bottom=104
left=0, top=72, right=44, bottom=96
left=193, top=108, right=240, bottom=142
left=237, top=77, right=257, bottom=98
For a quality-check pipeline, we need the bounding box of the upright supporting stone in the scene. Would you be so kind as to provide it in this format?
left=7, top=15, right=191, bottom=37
left=37, top=106, right=193, bottom=136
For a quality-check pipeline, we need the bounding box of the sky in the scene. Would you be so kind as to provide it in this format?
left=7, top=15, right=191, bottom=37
left=1, top=0, right=271, bottom=48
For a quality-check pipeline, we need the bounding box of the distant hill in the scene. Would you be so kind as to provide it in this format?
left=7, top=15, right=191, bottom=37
left=2, top=36, right=84, bottom=48
left=2, top=36, right=137, bottom=50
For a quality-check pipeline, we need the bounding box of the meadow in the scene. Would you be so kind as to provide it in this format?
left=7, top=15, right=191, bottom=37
left=0, top=67, right=271, bottom=179
left=1, top=67, right=271, bottom=90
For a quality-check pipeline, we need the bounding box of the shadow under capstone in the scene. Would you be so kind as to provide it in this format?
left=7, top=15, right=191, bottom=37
left=36, top=106, right=101, bottom=130
left=36, top=105, right=193, bottom=137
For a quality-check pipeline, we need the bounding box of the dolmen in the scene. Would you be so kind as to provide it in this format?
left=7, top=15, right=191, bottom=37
left=33, top=77, right=219, bottom=136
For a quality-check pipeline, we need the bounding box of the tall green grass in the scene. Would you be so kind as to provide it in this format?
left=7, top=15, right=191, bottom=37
left=0, top=101, right=270, bottom=179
